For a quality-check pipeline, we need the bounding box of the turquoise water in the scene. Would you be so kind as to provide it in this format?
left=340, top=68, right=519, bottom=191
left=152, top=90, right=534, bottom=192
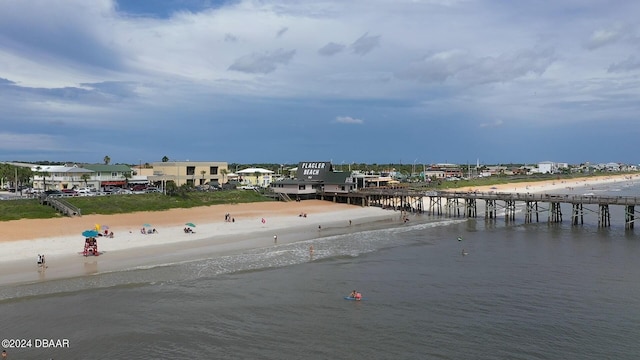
left=1, top=181, right=640, bottom=359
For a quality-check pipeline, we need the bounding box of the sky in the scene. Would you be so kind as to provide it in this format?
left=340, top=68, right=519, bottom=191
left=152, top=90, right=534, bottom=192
left=1, top=0, right=639, bottom=166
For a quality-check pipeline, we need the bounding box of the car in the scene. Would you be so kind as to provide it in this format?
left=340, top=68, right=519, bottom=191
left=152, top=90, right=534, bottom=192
left=61, top=189, right=77, bottom=196
left=239, top=185, right=258, bottom=190
left=145, top=187, right=162, bottom=193
left=76, top=188, right=96, bottom=196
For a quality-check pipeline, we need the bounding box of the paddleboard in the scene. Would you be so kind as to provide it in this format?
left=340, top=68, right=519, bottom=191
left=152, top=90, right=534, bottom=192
left=344, top=296, right=365, bottom=301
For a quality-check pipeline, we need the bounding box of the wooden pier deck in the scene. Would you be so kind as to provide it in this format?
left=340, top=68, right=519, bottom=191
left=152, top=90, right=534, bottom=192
left=319, top=189, right=640, bottom=229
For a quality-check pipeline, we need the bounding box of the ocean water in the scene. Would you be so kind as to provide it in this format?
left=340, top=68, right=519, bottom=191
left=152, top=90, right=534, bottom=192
left=2, top=181, right=640, bottom=360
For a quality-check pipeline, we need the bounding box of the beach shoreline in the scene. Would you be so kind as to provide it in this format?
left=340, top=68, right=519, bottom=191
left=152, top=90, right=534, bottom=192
left=0, top=200, right=400, bottom=286
left=444, top=173, right=639, bottom=194
left=1, top=174, right=637, bottom=286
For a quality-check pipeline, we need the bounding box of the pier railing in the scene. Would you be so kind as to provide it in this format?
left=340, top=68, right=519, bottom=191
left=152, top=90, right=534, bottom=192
left=323, top=189, right=640, bottom=229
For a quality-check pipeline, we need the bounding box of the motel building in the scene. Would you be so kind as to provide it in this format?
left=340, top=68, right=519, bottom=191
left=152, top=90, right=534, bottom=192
left=148, top=161, right=228, bottom=188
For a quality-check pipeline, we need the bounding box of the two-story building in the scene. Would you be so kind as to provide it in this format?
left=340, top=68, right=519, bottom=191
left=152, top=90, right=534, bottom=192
left=81, top=164, right=134, bottom=190
left=31, top=164, right=94, bottom=190
left=148, top=161, right=228, bottom=187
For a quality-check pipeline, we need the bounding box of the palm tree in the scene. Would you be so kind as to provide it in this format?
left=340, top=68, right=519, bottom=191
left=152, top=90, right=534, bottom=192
left=220, top=168, right=228, bottom=185
left=162, top=156, right=169, bottom=162
left=81, top=173, right=91, bottom=187
left=41, top=171, right=50, bottom=191
left=103, top=155, right=111, bottom=165
left=200, top=170, right=206, bottom=185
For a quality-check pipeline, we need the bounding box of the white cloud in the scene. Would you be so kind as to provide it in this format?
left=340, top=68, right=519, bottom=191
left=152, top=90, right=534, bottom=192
left=396, top=47, right=555, bottom=85
left=479, top=120, right=504, bottom=128
left=584, top=26, right=624, bottom=50
left=335, top=116, right=364, bottom=124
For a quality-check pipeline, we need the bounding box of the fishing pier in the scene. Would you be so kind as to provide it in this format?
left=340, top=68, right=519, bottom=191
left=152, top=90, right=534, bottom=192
left=319, top=189, right=640, bottom=229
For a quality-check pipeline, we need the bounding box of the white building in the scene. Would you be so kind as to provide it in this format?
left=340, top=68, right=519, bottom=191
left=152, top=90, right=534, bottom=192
left=236, top=168, right=274, bottom=188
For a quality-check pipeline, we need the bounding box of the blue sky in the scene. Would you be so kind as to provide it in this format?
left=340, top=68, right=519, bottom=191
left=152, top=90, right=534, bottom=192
left=1, top=0, right=639, bottom=166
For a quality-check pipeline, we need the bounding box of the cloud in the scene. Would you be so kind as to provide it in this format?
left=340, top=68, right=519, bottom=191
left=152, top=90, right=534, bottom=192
left=584, top=26, right=624, bottom=50
left=608, top=56, right=640, bottom=73
left=335, top=116, right=364, bottom=124
left=396, top=47, right=555, bottom=85
left=0, top=132, right=64, bottom=151
left=0, top=77, right=15, bottom=86
left=228, top=48, right=296, bottom=74
left=318, top=42, right=346, bottom=56
left=479, top=120, right=504, bottom=128
left=276, top=27, right=288, bottom=38
left=350, top=33, right=381, bottom=55
left=224, top=33, right=238, bottom=42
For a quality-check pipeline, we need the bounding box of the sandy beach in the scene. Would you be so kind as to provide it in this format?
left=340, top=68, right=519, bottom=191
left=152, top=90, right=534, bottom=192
left=447, top=174, right=639, bottom=194
left=0, top=200, right=398, bottom=285
left=1, top=174, right=637, bottom=286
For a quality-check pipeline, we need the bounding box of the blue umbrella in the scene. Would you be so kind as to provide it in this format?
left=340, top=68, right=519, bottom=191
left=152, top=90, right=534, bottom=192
left=82, top=230, right=99, bottom=237
left=143, top=223, right=152, bottom=227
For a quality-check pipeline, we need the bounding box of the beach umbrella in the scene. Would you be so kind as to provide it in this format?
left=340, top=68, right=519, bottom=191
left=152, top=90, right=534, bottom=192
left=185, top=222, right=196, bottom=227
left=102, top=225, right=109, bottom=230
left=143, top=223, right=152, bottom=227
left=82, top=230, right=99, bottom=237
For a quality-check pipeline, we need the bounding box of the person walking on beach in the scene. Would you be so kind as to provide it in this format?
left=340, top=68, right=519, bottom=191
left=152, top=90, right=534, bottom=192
left=41, top=254, right=46, bottom=268
left=37, top=254, right=42, bottom=268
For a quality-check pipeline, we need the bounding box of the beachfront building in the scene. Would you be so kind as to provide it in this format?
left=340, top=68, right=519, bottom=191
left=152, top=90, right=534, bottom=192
left=271, top=161, right=356, bottom=200
left=31, top=164, right=95, bottom=190
left=533, top=161, right=569, bottom=174
left=81, top=164, right=135, bottom=190
left=424, top=164, right=463, bottom=180
left=148, top=161, right=228, bottom=188
left=237, top=168, right=274, bottom=188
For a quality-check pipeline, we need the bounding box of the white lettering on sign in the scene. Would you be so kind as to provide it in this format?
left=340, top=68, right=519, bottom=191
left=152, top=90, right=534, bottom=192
left=303, top=169, right=320, bottom=176
left=301, top=162, right=326, bottom=169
